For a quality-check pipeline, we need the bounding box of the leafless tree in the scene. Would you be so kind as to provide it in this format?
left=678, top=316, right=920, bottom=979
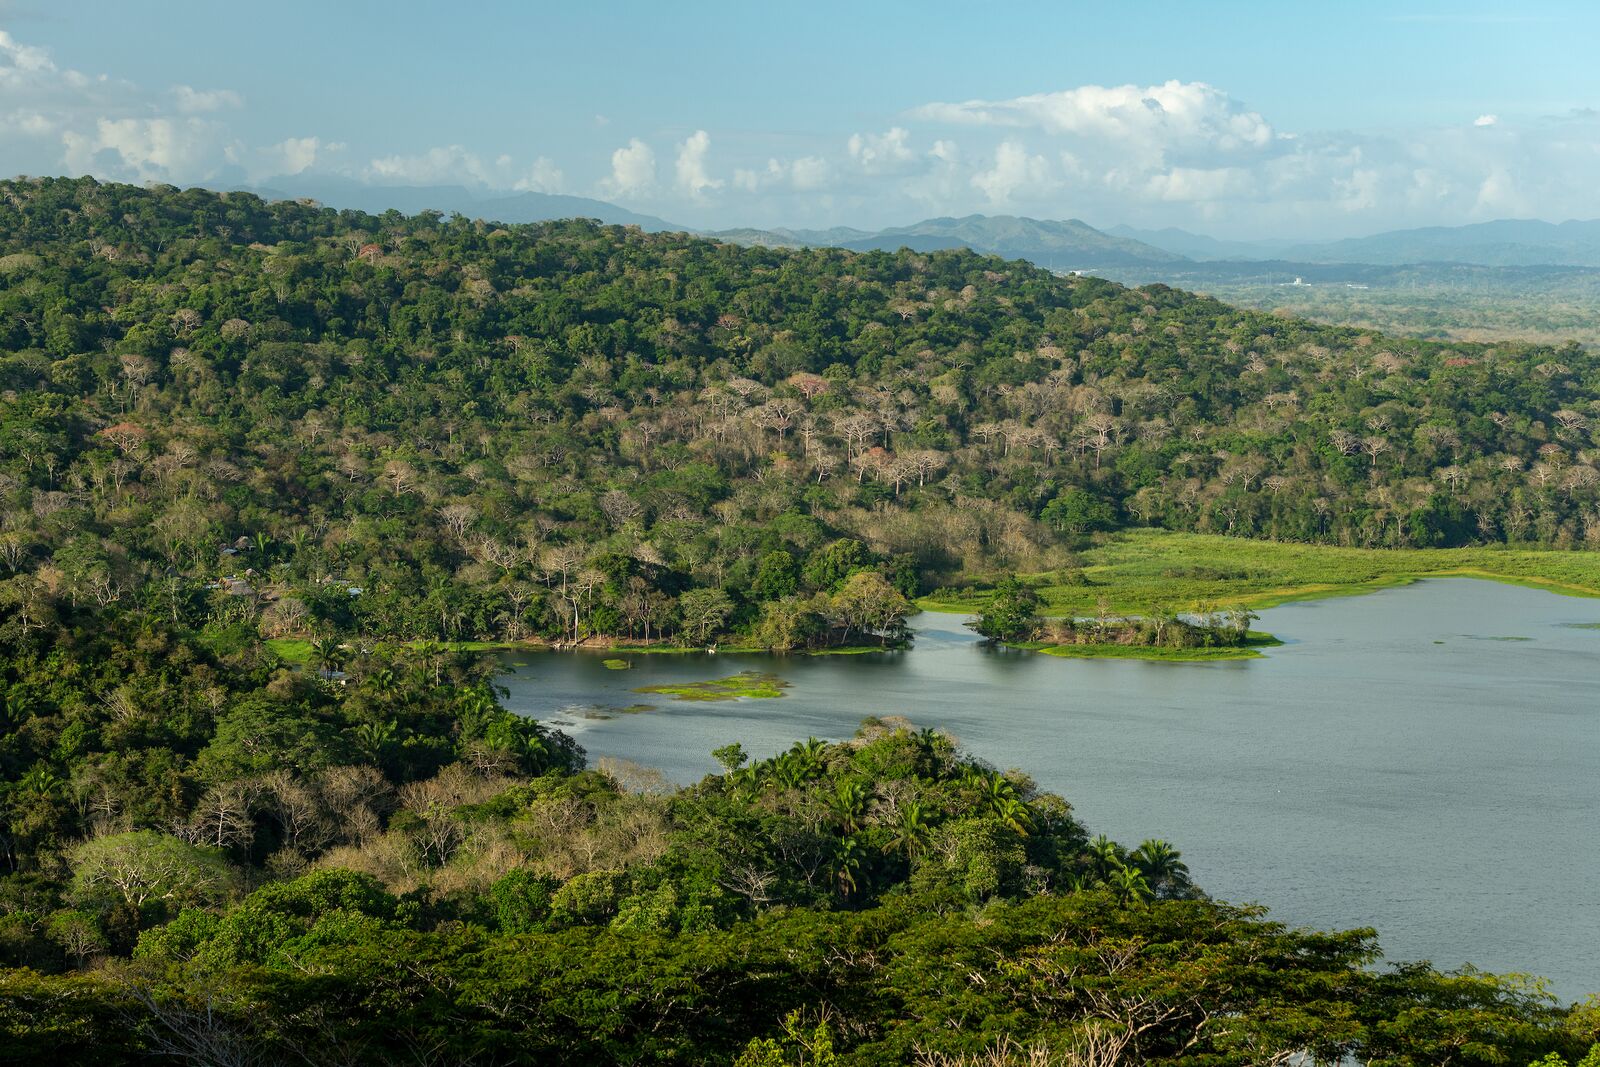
left=599, top=489, right=643, bottom=527
left=437, top=503, right=476, bottom=541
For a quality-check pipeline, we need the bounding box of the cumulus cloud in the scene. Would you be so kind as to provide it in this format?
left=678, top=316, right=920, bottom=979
left=790, top=156, right=830, bottom=191
left=1, top=30, right=239, bottom=181
left=61, top=117, right=227, bottom=181
left=675, top=129, right=722, bottom=199
left=732, top=155, right=833, bottom=194
left=257, top=136, right=329, bottom=177
left=359, top=146, right=561, bottom=192
left=915, top=81, right=1274, bottom=158
left=602, top=137, right=656, bottom=197
left=367, top=144, right=499, bottom=185
left=1474, top=114, right=1498, bottom=127
left=971, top=140, right=1054, bottom=204
left=847, top=127, right=915, bottom=172
left=515, top=156, right=564, bottom=193
left=1144, top=165, right=1256, bottom=202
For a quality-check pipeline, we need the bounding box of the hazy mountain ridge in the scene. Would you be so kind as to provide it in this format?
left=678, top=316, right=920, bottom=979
left=244, top=175, right=681, bottom=230
left=711, top=213, right=1187, bottom=268
left=241, top=178, right=1600, bottom=274
left=1279, top=218, right=1600, bottom=267
left=1118, top=217, right=1600, bottom=269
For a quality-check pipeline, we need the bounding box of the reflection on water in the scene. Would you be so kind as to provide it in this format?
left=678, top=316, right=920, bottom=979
left=499, top=579, right=1600, bottom=1000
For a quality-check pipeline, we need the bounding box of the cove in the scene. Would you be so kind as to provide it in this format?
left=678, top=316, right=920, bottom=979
left=498, top=577, right=1600, bottom=1001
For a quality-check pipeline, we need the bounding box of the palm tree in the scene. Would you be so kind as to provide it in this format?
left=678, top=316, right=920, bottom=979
left=1110, top=865, right=1152, bottom=905
left=768, top=752, right=806, bottom=790
left=833, top=834, right=866, bottom=898
left=1088, top=834, right=1125, bottom=883
left=795, top=737, right=827, bottom=778
left=1131, top=839, right=1191, bottom=897
left=993, top=797, right=1035, bottom=837
left=982, top=775, right=1033, bottom=835
left=827, top=779, right=870, bottom=835
left=353, top=719, right=397, bottom=760
left=309, top=637, right=347, bottom=680
left=364, top=666, right=401, bottom=701
left=884, top=800, right=932, bottom=860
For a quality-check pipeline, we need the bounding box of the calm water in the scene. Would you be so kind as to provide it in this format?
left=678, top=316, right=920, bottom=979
left=498, top=579, right=1600, bottom=1001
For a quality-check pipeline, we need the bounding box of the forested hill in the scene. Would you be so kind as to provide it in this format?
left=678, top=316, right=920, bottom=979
left=3, top=177, right=1600, bottom=1064
left=2, top=176, right=1599, bottom=649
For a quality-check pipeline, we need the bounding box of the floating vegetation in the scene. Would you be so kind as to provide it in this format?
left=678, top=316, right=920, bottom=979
left=635, top=671, right=790, bottom=702
left=1559, top=622, right=1600, bottom=630
left=1462, top=635, right=1533, bottom=642
left=558, top=701, right=658, bottom=720
left=602, top=658, right=631, bottom=670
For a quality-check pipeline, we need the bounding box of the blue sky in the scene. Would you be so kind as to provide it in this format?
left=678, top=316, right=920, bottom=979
left=4, top=1, right=1600, bottom=237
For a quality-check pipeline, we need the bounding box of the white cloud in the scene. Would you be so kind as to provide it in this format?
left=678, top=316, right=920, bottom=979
left=971, top=140, right=1054, bottom=204
left=1144, top=165, right=1256, bottom=202
left=61, top=116, right=227, bottom=180
left=172, top=86, right=243, bottom=113
left=258, top=136, right=327, bottom=177
left=674, top=129, right=722, bottom=199
left=915, top=80, right=1273, bottom=158
left=1474, top=114, right=1498, bottom=127
left=368, top=144, right=495, bottom=185
left=515, top=156, right=565, bottom=193
left=733, top=158, right=784, bottom=193
left=847, top=126, right=915, bottom=172
left=789, top=156, right=830, bottom=191
left=602, top=137, right=656, bottom=197
left=0, top=29, right=56, bottom=83
left=732, top=156, right=833, bottom=194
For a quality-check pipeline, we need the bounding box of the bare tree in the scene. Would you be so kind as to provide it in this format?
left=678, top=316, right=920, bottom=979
left=599, top=489, right=644, bottom=527
left=437, top=503, right=477, bottom=541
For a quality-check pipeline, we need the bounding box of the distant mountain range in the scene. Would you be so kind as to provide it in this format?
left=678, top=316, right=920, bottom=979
left=1115, top=218, right=1600, bottom=269
left=1105, top=225, right=1295, bottom=262
left=1275, top=219, right=1600, bottom=268
left=239, top=178, right=1600, bottom=273
left=708, top=214, right=1186, bottom=269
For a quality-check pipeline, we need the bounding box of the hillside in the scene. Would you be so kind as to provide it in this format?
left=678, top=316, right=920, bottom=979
left=1, top=176, right=1596, bottom=1065
left=2, top=176, right=1599, bottom=653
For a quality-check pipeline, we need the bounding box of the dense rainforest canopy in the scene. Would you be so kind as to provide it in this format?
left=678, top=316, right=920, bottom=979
left=2, top=176, right=1599, bottom=650
left=1, top=177, right=1598, bottom=1063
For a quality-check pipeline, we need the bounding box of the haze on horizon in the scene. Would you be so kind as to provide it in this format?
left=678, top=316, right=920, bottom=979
left=5, top=0, right=1600, bottom=240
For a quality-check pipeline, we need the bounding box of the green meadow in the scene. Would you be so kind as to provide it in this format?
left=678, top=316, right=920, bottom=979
left=921, top=529, right=1600, bottom=617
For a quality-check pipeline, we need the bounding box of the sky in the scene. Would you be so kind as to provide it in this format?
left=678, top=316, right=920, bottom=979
left=4, top=0, right=1600, bottom=239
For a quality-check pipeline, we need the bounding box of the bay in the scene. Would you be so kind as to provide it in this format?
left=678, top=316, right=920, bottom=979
left=499, top=578, right=1600, bottom=1001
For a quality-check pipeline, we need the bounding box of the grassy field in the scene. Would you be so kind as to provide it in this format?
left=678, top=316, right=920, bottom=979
left=919, top=529, right=1600, bottom=617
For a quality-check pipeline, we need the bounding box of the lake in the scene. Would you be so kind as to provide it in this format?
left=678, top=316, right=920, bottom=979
left=498, top=578, right=1600, bottom=1001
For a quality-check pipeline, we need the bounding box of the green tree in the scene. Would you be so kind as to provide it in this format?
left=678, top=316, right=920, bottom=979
left=678, top=588, right=734, bottom=646
left=830, top=571, right=910, bottom=646
left=69, top=832, right=233, bottom=915
left=753, top=551, right=799, bottom=600
left=970, top=575, right=1042, bottom=642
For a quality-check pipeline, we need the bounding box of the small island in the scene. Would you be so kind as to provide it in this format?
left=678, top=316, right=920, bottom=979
left=971, top=575, right=1277, bottom=662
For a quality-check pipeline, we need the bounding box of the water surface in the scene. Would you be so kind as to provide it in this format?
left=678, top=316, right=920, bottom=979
left=499, top=579, right=1600, bottom=1000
